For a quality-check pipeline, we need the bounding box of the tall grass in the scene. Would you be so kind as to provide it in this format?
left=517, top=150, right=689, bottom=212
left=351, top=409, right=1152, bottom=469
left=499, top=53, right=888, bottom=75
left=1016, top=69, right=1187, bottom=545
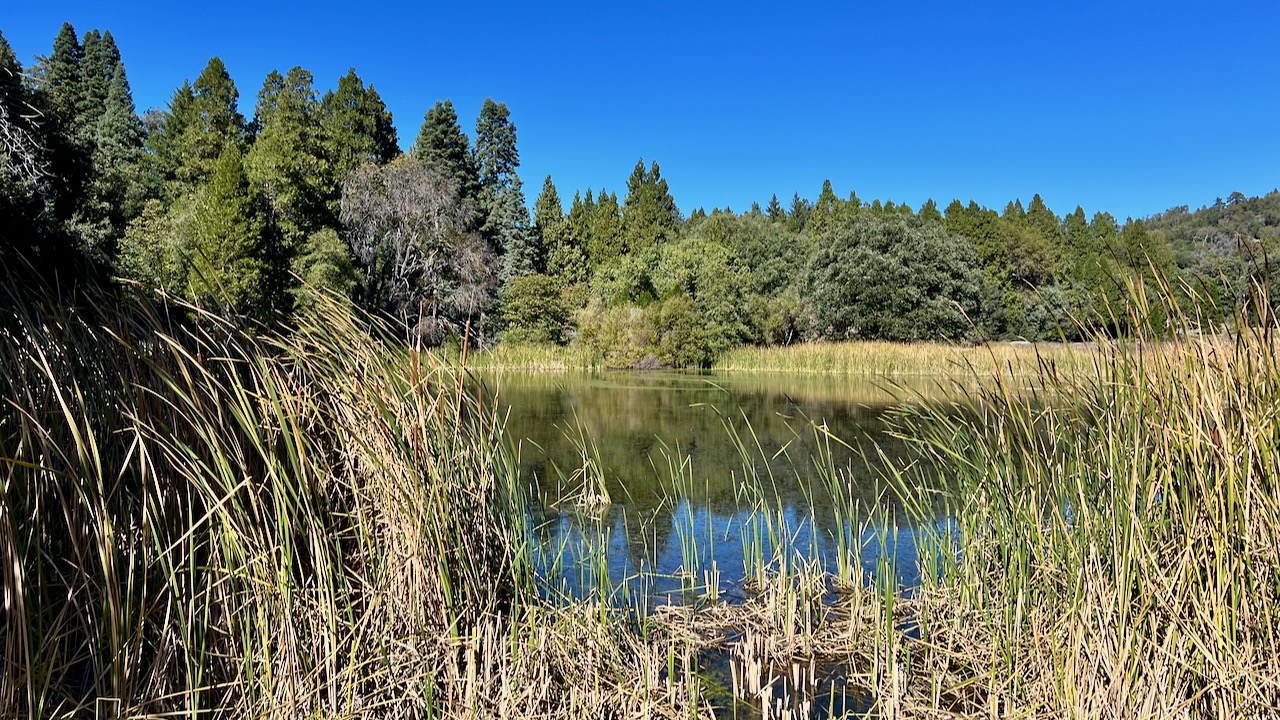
left=714, top=337, right=1088, bottom=376
left=880, top=275, right=1280, bottom=715
left=0, top=286, right=694, bottom=718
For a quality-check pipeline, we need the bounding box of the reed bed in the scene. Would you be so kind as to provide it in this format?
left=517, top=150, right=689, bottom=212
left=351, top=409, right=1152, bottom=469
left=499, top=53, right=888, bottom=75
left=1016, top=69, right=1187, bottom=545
left=6, top=269, right=1278, bottom=719
left=713, top=338, right=1090, bottom=377
left=0, top=287, right=693, bottom=719
left=462, top=341, right=599, bottom=372
left=648, top=277, right=1280, bottom=717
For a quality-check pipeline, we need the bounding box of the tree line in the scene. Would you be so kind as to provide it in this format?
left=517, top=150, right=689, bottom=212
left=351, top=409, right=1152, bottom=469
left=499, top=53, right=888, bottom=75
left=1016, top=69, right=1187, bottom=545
left=2, top=23, right=1275, bottom=365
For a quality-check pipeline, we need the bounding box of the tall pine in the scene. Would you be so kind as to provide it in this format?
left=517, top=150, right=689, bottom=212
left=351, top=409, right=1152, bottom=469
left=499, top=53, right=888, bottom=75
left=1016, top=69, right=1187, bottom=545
left=412, top=99, right=478, bottom=206
left=473, top=98, right=535, bottom=284
left=620, top=159, right=678, bottom=253
left=319, top=68, right=398, bottom=183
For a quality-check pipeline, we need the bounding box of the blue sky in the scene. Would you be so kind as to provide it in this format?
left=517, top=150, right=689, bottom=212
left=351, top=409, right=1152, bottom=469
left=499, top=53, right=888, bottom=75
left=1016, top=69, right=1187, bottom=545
left=5, top=1, right=1278, bottom=220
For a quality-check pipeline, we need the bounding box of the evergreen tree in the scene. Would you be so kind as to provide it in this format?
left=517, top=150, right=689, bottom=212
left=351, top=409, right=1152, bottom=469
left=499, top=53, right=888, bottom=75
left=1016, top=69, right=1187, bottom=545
left=473, top=98, right=535, bottom=284
left=766, top=193, right=785, bottom=223
left=620, top=158, right=679, bottom=252
left=412, top=99, right=478, bottom=205
left=174, top=57, right=246, bottom=192
left=147, top=81, right=196, bottom=188
left=533, top=175, right=563, bottom=241
left=246, top=66, right=331, bottom=313
left=78, top=29, right=122, bottom=132
left=807, top=179, right=840, bottom=236
left=319, top=68, right=398, bottom=183
left=188, top=146, right=269, bottom=315
left=31, top=23, right=92, bottom=230
left=86, top=59, right=146, bottom=248
left=36, top=23, right=84, bottom=122
left=919, top=198, right=943, bottom=224
left=588, top=190, right=624, bottom=266
left=246, top=66, right=328, bottom=247
left=787, top=193, right=811, bottom=232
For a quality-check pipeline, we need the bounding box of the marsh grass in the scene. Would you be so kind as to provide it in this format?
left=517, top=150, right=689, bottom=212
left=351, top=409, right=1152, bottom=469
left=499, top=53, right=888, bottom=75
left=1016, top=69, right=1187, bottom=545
left=0, top=285, right=696, bottom=719
left=7, top=263, right=1279, bottom=719
left=646, top=273, right=1280, bottom=717
left=714, top=338, right=1089, bottom=377
left=462, top=341, right=598, bottom=372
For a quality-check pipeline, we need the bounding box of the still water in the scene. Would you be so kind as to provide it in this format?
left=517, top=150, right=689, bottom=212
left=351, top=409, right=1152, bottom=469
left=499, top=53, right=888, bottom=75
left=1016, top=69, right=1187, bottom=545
left=488, top=371, right=958, bottom=605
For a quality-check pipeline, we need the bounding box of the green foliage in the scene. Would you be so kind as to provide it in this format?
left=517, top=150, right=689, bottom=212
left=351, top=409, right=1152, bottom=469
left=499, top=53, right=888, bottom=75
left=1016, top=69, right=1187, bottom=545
left=501, top=273, right=571, bottom=344
left=473, top=99, right=535, bottom=287
left=118, top=197, right=195, bottom=293
left=804, top=212, right=985, bottom=342
left=412, top=99, right=479, bottom=205
left=246, top=66, right=329, bottom=251
left=320, top=68, right=399, bottom=182
left=620, top=159, right=679, bottom=253
left=292, top=226, right=357, bottom=313
left=188, top=146, right=270, bottom=315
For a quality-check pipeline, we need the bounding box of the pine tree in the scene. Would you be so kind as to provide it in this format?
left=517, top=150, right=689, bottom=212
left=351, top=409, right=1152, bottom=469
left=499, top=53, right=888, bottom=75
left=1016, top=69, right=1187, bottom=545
left=37, top=23, right=84, bottom=122
left=533, top=175, right=563, bottom=241
left=319, top=68, right=398, bottom=183
left=87, top=60, right=146, bottom=246
left=537, top=176, right=586, bottom=284
left=807, top=179, right=840, bottom=236
left=174, top=57, right=246, bottom=192
left=919, top=199, right=943, bottom=224
left=620, top=159, right=679, bottom=252
left=766, top=194, right=785, bottom=223
left=412, top=99, right=478, bottom=205
left=246, top=66, right=328, bottom=247
left=590, top=190, right=624, bottom=263
left=188, top=146, right=269, bottom=315
left=147, top=81, right=196, bottom=187
left=787, top=193, right=811, bottom=232
left=78, top=29, right=122, bottom=133
left=473, top=98, right=534, bottom=284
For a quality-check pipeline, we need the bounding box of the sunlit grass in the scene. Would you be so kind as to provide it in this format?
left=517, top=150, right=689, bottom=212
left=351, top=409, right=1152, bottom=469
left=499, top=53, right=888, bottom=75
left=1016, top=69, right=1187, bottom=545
left=714, top=337, right=1092, bottom=376
left=6, top=266, right=1278, bottom=718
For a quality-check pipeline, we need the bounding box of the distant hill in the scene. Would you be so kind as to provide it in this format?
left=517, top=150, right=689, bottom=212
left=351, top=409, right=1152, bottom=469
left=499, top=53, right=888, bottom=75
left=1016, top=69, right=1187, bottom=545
left=1146, top=190, right=1280, bottom=270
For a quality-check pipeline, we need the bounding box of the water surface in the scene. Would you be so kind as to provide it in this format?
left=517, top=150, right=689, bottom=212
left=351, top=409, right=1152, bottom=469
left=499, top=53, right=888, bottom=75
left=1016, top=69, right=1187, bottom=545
left=489, top=371, right=958, bottom=604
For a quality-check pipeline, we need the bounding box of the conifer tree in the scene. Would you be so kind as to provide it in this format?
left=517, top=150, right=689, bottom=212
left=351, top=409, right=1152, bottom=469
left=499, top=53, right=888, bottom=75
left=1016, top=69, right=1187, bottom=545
left=586, top=190, right=624, bottom=266
left=807, top=179, right=841, bottom=236
left=174, top=57, right=246, bottom=192
left=537, top=176, right=587, bottom=284
left=620, top=158, right=678, bottom=252
left=247, top=66, right=328, bottom=247
left=533, top=175, right=563, bottom=242
left=412, top=99, right=478, bottom=205
left=919, top=198, right=943, bottom=224
left=87, top=59, right=146, bottom=246
left=188, top=146, right=269, bottom=315
left=787, top=193, right=811, bottom=232
left=37, top=23, right=84, bottom=122
left=766, top=193, right=785, bottom=223
left=147, top=81, right=196, bottom=188
left=473, top=98, right=534, bottom=284
left=319, top=68, right=398, bottom=183
left=78, top=29, right=122, bottom=132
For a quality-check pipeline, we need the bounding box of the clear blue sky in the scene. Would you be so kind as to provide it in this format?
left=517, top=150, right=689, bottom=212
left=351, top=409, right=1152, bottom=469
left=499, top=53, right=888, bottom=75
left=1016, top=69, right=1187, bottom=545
left=5, top=1, right=1278, bottom=220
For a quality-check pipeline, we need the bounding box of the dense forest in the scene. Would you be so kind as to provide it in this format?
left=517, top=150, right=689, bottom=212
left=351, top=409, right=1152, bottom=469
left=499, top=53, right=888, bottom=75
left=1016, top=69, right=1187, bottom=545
left=3, top=23, right=1277, bottom=366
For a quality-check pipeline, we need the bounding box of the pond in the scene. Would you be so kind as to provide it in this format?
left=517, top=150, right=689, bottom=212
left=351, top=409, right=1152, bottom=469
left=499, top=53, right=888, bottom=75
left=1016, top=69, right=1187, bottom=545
left=487, top=370, right=961, bottom=607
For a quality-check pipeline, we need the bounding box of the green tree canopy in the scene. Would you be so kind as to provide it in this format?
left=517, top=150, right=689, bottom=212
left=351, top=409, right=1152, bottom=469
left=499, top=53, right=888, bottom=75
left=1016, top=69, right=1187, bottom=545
left=804, top=213, right=985, bottom=342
